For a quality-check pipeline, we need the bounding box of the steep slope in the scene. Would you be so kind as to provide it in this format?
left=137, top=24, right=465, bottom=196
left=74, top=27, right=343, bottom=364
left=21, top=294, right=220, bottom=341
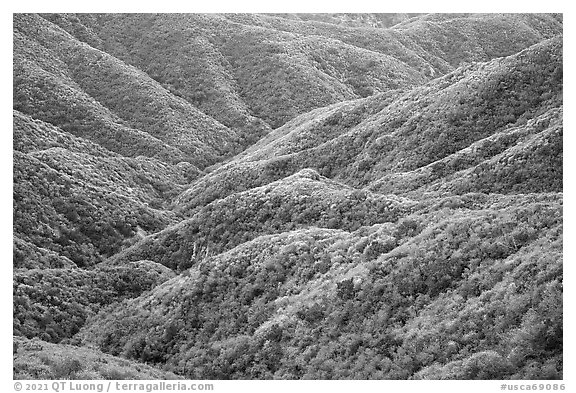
left=14, top=261, right=175, bottom=343
left=39, top=13, right=272, bottom=145
left=14, top=150, right=169, bottom=266
left=13, top=112, right=191, bottom=267
left=43, top=13, right=425, bottom=130
left=370, top=107, right=562, bottom=195
left=174, top=36, right=562, bottom=214
left=225, top=13, right=560, bottom=71
left=40, top=13, right=560, bottom=133
left=14, top=13, right=241, bottom=168
left=79, top=193, right=562, bottom=379
left=274, top=13, right=423, bottom=29
left=14, top=336, right=181, bottom=379
left=13, top=13, right=562, bottom=381
left=392, top=13, right=562, bottom=65
left=14, top=236, right=76, bottom=270
left=107, top=169, right=414, bottom=271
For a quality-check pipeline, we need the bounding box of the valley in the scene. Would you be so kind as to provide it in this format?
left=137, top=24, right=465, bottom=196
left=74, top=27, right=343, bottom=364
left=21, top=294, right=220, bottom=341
left=13, top=13, right=563, bottom=380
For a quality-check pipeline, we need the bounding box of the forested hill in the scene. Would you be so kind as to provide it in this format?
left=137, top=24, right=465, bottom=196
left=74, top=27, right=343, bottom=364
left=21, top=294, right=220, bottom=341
left=13, top=13, right=562, bottom=380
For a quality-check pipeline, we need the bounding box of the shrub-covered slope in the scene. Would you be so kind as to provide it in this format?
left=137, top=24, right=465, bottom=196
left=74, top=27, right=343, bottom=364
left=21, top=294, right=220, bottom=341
left=41, top=13, right=425, bottom=130
left=79, top=193, right=562, bottom=379
left=275, top=13, right=423, bottom=29
left=222, top=13, right=560, bottom=73
left=174, top=36, right=562, bottom=214
left=13, top=112, right=191, bottom=267
left=14, top=336, right=181, bottom=380
left=14, top=150, right=171, bottom=266
left=14, top=13, right=241, bottom=168
left=108, top=169, right=414, bottom=271
left=40, top=13, right=560, bottom=132
left=370, top=106, right=563, bottom=195
left=14, top=261, right=175, bottom=343
left=13, top=13, right=562, bottom=381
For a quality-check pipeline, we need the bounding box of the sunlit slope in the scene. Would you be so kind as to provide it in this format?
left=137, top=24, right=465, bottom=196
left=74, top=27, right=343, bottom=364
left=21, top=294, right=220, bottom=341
left=108, top=169, right=414, bottom=271
left=79, top=193, right=562, bottom=379
left=14, top=336, right=181, bottom=379
left=174, top=37, right=562, bottom=214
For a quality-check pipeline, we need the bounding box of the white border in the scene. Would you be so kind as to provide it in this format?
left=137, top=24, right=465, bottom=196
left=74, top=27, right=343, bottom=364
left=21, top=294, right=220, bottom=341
left=2, top=3, right=571, bottom=392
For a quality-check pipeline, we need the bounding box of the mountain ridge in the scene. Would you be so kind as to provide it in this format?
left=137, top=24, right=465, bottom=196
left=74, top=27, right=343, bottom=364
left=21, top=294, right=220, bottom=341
left=13, top=13, right=563, bottom=380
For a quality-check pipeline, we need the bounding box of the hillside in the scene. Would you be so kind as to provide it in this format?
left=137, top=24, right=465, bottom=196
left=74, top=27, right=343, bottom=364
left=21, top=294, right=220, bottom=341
left=13, top=13, right=562, bottom=380
left=173, top=36, right=562, bottom=214
left=371, top=106, right=562, bottom=196
left=78, top=193, right=562, bottom=379
left=39, top=13, right=560, bottom=130
left=271, top=14, right=424, bottom=29
left=14, top=261, right=175, bottom=343
left=14, top=336, right=181, bottom=379
left=14, top=14, right=241, bottom=168
left=13, top=111, right=192, bottom=267
left=106, top=169, right=414, bottom=271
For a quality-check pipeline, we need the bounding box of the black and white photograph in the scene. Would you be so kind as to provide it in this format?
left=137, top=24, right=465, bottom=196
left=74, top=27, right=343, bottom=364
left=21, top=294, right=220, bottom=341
left=9, top=7, right=566, bottom=388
